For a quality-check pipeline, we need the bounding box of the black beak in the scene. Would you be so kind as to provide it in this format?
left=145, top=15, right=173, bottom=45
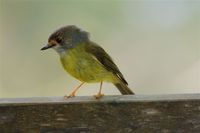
left=41, top=44, right=54, bottom=50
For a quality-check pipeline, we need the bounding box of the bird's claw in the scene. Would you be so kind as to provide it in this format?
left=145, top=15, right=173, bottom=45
left=64, top=93, right=76, bottom=99
left=94, top=93, right=104, bottom=99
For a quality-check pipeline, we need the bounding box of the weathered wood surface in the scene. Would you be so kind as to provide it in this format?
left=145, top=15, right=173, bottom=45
left=0, top=94, right=200, bottom=133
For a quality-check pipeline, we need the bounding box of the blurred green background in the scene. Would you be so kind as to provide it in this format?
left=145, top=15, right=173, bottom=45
left=0, top=0, right=199, bottom=98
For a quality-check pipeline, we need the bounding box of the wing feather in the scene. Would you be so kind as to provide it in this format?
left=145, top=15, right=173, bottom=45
left=85, top=42, right=128, bottom=85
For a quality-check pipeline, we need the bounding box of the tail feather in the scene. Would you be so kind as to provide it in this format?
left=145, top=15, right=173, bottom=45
left=114, top=83, right=134, bottom=95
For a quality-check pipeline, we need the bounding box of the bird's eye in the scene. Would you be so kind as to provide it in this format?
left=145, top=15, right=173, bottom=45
left=56, top=38, right=62, bottom=44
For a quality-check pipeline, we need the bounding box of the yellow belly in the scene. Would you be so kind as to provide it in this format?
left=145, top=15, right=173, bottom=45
left=60, top=45, right=116, bottom=83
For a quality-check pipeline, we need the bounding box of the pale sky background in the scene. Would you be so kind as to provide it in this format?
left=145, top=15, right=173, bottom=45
left=0, top=0, right=199, bottom=98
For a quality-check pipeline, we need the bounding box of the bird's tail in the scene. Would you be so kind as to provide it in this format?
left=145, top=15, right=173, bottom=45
left=114, top=82, right=134, bottom=95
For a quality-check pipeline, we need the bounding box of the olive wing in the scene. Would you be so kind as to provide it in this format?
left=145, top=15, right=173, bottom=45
left=85, top=42, right=128, bottom=85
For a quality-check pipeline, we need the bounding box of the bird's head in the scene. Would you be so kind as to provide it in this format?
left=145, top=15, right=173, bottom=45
left=41, top=25, right=89, bottom=54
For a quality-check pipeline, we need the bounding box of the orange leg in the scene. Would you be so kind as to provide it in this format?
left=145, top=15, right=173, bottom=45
left=94, top=81, right=104, bottom=99
left=64, top=82, right=85, bottom=99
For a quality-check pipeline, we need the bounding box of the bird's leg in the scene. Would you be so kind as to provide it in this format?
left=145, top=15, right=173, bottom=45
left=64, top=82, right=85, bottom=99
left=94, top=81, right=104, bottom=99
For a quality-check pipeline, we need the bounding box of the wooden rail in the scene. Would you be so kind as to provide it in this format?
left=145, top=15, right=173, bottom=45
left=0, top=94, right=200, bottom=132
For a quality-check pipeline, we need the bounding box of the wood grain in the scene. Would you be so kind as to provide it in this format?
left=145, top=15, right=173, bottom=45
left=0, top=94, right=200, bottom=133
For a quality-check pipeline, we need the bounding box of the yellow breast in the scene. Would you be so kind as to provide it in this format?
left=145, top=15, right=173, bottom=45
left=60, top=44, right=115, bottom=83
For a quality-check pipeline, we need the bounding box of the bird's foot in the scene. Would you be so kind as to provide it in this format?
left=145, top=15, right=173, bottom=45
left=64, top=93, right=76, bottom=99
left=94, top=93, right=104, bottom=99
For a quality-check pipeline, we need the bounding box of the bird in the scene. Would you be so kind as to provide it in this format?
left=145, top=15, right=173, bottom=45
left=41, top=25, right=134, bottom=99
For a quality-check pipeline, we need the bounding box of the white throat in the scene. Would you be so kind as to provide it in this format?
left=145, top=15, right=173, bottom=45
left=53, top=45, right=68, bottom=57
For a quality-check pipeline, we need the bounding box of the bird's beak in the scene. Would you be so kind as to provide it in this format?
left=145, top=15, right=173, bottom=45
left=41, top=44, right=54, bottom=50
